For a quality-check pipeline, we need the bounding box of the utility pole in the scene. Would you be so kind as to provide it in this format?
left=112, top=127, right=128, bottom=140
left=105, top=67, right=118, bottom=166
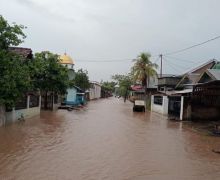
left=160, top=54, right=163, bottom=77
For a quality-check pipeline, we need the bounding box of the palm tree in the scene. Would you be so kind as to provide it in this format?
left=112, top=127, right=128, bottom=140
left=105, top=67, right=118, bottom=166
left=131, top=52, right=158, bottom=92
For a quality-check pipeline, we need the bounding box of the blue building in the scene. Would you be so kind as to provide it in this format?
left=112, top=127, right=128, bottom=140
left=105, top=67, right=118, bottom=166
left=59, top=53, right=86, bottom=106
left=65, top=86, right=86, bottom=105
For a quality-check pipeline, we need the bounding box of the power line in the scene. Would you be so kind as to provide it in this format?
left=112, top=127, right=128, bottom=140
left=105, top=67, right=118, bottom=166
left=163, top=55, right=196, bottom=64
left=163, top=57, right=190, bottom=71
left=76, top=59, right=133, bottom=62
left=164, top=35, right=220, bottom=56
left=76, top=55, right=159, bottom=63
left=162, top=58, right=182, bottom=74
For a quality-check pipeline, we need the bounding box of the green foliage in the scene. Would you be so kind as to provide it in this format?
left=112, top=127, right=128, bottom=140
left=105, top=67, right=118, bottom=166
left=131, top=52, right=158, bottom=87
left=0, top=15, right=26, bottom=49
left=72, top=69, right=90, bottom=91
left=28, top=51, right=69, bottom=94
left=101, top=81, right=116, bottom=92
left=0, top=50, right=30, bottom=107
left=112, top=74, right=132, bottom=97
left=0, top=16, right=29, bottom=107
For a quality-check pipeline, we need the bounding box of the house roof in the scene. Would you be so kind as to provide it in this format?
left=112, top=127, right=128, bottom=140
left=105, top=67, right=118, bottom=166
left=9, top=47, right=33, bottom=59
left=176, top=60, right=219, bottom=88
left=205, top=69, right=220, bottom=80
left=175, top=73, right=200, bottom=88
left=212, top=62, right=220, bottom=69
left=158, top=74, right=182, bottom=78
left=130, top=84, right=144, bottom=91
left=90, top=81, right=101, bottom=86
left=163, top=89, right=192, bottom=96
left=187, top=59, right=217, bottom=74
left=197, top=69, right=220, bottom=83
left=73, top=85, right=84, bottom=92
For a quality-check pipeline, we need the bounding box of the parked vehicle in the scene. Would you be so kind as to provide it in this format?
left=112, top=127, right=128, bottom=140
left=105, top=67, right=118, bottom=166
left=133, top=100, right=145, bottom=112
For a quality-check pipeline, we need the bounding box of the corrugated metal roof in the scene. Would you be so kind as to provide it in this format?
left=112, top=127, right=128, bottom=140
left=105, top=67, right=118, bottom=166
left=207, top=69, right=220, bottom=80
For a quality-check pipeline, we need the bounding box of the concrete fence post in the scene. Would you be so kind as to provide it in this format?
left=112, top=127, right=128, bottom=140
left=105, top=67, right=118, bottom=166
left=27, top=95, right=30, bottom=109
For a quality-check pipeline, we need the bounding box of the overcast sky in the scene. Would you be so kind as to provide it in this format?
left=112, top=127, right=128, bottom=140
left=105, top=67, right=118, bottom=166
left=1, top=0, right=220, bottom=81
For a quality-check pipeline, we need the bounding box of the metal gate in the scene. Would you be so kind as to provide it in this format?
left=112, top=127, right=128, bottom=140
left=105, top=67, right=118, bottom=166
left=168, top=96, right=181, bottom=117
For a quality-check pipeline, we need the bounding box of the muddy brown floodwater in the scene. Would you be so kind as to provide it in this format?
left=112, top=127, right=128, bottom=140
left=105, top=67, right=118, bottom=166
left=0, top=98, right=220, bottom=180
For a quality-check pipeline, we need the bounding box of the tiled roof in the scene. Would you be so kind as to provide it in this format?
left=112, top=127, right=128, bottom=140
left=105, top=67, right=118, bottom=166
left=8, top=47, right=33, bottom=59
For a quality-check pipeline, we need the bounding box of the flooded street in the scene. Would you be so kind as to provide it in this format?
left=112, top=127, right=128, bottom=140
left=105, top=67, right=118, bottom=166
left=0, top=98, right=220, bottom=180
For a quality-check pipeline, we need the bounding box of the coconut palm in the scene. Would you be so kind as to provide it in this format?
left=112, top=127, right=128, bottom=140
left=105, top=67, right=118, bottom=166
left=131, top=52, right=158, bottom=91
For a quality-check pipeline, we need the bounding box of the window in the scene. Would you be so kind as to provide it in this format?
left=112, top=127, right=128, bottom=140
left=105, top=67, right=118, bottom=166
left=154, top=96, right=163, bottom=105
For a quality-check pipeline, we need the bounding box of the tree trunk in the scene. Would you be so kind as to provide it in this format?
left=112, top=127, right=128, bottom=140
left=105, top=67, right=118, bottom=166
left=44, top=91, right=48, bottom=110
left=0, top=105, right=6, bottom=126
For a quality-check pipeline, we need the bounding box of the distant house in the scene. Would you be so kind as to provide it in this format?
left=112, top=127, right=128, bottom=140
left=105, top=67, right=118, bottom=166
left=158, top=74, right=182, bottom=91
left=65, top=86, right=86, bottom=105
left=89, top=82, right=101, bottom=100
left=8, top=47, right=33, bottom=59
left=152, top=74, right=183, bottom=117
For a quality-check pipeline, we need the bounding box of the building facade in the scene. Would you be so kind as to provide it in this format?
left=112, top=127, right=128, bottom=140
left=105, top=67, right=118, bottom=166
left=89, top=82, right=101, bottom=100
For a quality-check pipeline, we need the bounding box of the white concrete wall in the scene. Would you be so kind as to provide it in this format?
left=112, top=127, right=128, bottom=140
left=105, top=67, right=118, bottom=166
left=151, top=95, right=168, bottom=115
left=5, top=106, right=40, bottom=123
left=180, top=96, right=184, bottom=120
left=89, top=83, right=101, bottom=100
left=3, top=95, right=41, bottom=125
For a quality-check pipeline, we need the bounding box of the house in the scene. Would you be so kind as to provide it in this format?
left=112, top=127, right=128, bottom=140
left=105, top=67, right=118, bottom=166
left=65, top=86, right=86, bottom=105
left=151, top=59, right=220, bottom=120
left=89, top=82, right=101, bottom=100
left=2, top=47, right=41, bottom=124
left=198, top=69, right=220, bottom=83
left=175, top=59, right=217, bottom=90
left=190, top=63, right=220, bottom=120
left=151, top=92, right=169, bottom=115
left=158, top=74, right=182, bottom=91
left=151, top=74, right=182, bottom=116
left=191, top=80, right=220, bottom=120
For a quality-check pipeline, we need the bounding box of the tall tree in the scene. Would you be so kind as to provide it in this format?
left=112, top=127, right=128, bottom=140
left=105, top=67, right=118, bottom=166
left=112, top=74, right=132, bottom=100
left=0, top=15, right=29, bottom=124
left=28, top=51, right=69, bottom=109
left=72, top=69, right=90, bottom=91
left=0, top=15, right=26, bottom=49
left=131, top=52, right=158, bottom=90
left=0, top=51, right=30, bottom=107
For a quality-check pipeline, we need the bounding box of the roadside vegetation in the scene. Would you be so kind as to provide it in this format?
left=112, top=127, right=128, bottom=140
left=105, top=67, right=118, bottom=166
left=112, top=53, right=158, bottom=99
left=0, top=15, right=87, bottom=110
